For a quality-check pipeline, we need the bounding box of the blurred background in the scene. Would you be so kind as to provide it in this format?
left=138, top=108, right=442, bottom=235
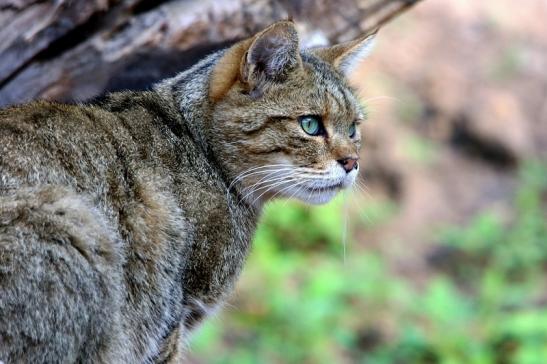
left=1, top=0, right=546, bottom=363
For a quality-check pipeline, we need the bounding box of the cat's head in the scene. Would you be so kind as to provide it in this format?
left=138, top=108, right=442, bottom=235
left=207, top=20, right=376, bottom=207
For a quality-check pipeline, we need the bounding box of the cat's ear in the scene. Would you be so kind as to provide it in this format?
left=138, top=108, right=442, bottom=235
left=311, top=30, right=377, bottom=77
left=242, top=20, right=302, bottom=85
left=209, top=20, right=301, bottom=100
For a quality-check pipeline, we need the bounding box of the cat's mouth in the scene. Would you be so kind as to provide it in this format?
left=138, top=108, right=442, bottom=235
left=302, top=182, right=344, bottom=193
left=239, top=163, right=356, bottom=206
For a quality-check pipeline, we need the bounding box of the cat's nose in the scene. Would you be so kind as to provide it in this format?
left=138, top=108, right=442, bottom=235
left=337, top=157, right=359, bottom=173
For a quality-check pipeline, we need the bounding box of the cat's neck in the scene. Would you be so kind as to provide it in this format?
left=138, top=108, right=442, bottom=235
left=154, top=51, right=264, bottom=214
left=154, top=51, right=224, bottom=155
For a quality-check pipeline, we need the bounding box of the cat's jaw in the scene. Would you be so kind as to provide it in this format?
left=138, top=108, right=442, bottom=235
left=287, top=164, right=358, bottom=205
left=240, top=161, right=358, bottom=207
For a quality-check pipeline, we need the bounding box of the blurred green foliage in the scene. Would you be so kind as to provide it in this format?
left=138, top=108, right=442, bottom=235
left=403, top=135, right=439, bottom=165
left=191, top=162, right=547, bottom=364
left=489, top=45, right=525, bottom=82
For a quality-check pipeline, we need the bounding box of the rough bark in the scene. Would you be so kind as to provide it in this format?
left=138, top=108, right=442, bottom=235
left=0, top=0, right=423, bottom=107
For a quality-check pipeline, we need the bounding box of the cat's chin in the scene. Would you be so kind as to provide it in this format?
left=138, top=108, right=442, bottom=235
left=298, top=189, right=340, bottom=205
left=285, top=181, right=348, bottom=205
left=284, top=169, right=357, bottom=205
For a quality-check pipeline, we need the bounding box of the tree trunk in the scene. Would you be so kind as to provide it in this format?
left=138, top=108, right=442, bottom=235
left=0, top=0, right=422, bottom=107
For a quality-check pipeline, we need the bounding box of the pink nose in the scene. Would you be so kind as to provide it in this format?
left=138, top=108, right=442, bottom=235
left=337, top=157, right=358, bottom=173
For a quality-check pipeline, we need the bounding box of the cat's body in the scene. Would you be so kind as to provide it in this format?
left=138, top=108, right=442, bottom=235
left=0, top=21, right=375, bottom=362
left=0, top=90, right=255, bottom=362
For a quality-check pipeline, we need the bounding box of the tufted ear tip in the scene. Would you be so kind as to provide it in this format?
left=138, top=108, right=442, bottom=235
left=311, top=29, right=378, bottom=77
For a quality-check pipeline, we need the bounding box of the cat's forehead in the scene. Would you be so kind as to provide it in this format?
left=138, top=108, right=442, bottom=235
left=300, top=52, right=365, bottom=120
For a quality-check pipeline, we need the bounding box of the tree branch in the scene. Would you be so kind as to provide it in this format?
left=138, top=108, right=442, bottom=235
left=0, top=0, right=425, bottom=107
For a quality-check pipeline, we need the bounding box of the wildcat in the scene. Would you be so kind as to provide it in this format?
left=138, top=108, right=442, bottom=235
left=0, top=20, right=375, bottom=363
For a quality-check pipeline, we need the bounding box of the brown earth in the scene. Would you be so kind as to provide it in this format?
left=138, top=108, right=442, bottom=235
left=352, top=0, right=547, bottom=282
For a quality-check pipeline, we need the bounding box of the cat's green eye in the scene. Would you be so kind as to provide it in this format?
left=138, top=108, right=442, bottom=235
left=299, top=115, right=323, bottom=136
left=349, top=122, right=357, bottom=138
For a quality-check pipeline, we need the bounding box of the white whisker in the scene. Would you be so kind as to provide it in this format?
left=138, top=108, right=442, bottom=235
left=238, top=169, right=294, bottom=196
left=342, top=190, right=350, bottom=264
left=360, top=95, right=400, bottom=104
left=241, top=173, right=297, bottom=204
left=248, top=175, right=305, bottom=207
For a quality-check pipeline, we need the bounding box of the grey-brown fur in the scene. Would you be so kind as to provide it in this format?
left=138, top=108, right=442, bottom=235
left=0, top=21, right=375, bottom=362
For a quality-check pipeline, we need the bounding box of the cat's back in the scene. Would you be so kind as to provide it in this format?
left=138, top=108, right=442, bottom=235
left=0, top=93, right=188, bottom=207
left=1, top=99, right=122, bottom=191
left=0, top=100, right=134, bottom=363
left=0, top=93, right=198, bottom=362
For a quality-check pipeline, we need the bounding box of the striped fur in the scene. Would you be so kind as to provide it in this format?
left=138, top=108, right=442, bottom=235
left=0, top=21, right=374, bottom=362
